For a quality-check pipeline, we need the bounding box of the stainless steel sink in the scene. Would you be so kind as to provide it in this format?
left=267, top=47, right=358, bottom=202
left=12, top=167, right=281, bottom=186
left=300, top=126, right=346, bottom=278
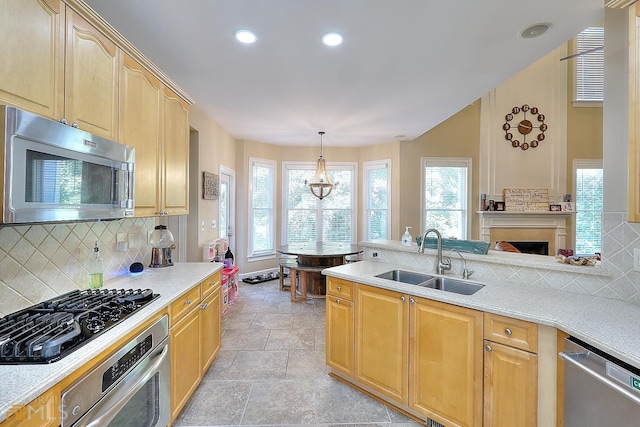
left=375, top=269, right=484, bottom=295
left=375, top=270, right=434, bottom=285
left=421, top=277, right=485, bottom=295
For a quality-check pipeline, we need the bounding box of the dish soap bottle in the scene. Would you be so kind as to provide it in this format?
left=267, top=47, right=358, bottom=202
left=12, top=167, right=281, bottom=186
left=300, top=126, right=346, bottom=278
left=401, top=226, right=413, bottom=246
left=88, top=242, right=103, bottom=289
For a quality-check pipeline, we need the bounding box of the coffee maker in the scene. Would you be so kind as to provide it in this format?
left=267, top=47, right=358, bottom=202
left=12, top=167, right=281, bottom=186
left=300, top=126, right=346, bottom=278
left=149, top=225, right=175, bottom=267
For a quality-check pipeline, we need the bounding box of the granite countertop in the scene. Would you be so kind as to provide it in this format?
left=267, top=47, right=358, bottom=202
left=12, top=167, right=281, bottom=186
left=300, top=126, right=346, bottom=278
left=323, top=260, right=640, bottom=369
left=0, top=262, right=222, bottom=423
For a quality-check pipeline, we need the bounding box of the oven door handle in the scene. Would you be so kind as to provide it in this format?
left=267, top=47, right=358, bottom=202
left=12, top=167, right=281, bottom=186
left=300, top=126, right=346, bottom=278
left=560, top=351, right=640, bottom=406
left=80, top=341, right=170, bottom=427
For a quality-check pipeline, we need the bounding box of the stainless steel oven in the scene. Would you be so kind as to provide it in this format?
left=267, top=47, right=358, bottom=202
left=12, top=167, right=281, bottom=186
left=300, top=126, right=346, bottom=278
left=61, top=315, right=170, bottom=427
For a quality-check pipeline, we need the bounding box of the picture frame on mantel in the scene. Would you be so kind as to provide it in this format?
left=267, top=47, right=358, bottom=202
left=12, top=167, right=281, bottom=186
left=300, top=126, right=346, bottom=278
left=202, top=171, right=219, bottom=200
left=561, top=202, right=574, bottom=212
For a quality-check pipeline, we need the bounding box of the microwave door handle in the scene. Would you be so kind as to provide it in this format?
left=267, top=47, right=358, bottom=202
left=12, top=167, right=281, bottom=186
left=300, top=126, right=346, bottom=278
left=81, top=342, right=169, bottom=427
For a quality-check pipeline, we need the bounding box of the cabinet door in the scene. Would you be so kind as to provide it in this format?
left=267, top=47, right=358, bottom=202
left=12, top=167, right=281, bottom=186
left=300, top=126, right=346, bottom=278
left=0, top=0, right=64, bottom=119
left=200, top=284, right=221, bottom=374
left=410, top=297, right=483, bottom=427
left=326, top=295, right=354, bottom=377
left=65, top=8, right=118, bottom=140
left=484, top=340, right=537, bottom=427
left=161, top=87, right=189, bottom=215
left=355, top=284, right=408, bottom=404
left=0, top=386, right=59, bottom=427
left=170, top=307, right=201, bottom=422
left=119, top=53, right=162, bottom=217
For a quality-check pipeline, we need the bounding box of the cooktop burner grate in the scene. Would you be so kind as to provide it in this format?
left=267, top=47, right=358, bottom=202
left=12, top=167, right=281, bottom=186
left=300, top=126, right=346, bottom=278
left=0, top=288, right=158, bottom=364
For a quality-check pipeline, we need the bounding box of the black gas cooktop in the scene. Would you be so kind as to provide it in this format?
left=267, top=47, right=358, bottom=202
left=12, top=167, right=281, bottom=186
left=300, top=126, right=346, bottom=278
left=0, top=288, right=158, bottom=364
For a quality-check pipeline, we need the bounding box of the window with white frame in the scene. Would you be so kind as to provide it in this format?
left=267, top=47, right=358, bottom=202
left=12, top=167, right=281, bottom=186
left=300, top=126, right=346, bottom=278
left=574, top=26, right=604, bottom=103
left=248, top=157, right=276, bottom=260
left=363, top=160, right=391, bottom=240
left=283, top=162, right=357, bottom=244
left=574, top=160, right=603, bottom=256
left=421, top=158, right=470, bottom=240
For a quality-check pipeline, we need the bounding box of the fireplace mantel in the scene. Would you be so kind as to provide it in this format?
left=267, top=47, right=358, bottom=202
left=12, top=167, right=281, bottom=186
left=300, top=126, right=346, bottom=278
left=477, top=210, right=575, bottom=254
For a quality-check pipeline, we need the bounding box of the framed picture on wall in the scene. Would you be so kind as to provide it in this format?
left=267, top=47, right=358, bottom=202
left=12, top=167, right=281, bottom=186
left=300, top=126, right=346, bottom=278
left=203, top=171, right=219, bottom=200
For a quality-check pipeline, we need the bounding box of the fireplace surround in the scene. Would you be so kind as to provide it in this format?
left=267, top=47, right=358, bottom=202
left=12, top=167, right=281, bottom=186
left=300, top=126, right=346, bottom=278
left=478, top=211, right=574, bottom=256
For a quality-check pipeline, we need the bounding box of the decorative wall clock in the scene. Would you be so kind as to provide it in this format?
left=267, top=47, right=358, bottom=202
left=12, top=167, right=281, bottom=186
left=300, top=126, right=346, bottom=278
left=502, top=104, right=548, bottom=150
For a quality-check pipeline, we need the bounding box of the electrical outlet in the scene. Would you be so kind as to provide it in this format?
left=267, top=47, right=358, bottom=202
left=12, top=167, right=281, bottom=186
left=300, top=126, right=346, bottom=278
left=201, top=221, right=205, bottom=232
left=634, top=249, right=640, bottom=271
left=372, top=252, right=378, bottom=258
left=211, top=219, right=216, bottom=229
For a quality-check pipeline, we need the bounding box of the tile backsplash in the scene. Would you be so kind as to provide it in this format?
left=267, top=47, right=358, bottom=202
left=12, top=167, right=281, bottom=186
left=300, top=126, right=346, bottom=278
left=0, top=218, right=155, bottom=316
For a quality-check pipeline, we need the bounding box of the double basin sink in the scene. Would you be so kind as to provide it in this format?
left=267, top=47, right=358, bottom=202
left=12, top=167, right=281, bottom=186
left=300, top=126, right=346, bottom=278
left=375, top=270, right=484, bottom=295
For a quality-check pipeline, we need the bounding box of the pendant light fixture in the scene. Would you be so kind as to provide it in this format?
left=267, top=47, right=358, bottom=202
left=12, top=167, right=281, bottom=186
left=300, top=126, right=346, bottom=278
left=306, top=131, right=334, bottom=200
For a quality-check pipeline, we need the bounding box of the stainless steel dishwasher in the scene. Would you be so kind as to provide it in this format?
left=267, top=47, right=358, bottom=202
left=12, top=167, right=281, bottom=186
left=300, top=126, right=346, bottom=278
left=560, top=337, right=640, bottom=427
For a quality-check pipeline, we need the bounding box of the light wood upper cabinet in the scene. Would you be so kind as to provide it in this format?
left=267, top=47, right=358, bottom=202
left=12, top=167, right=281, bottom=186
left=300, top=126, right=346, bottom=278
left=65, top=7, right=119, bottom=140
left=119, top=54, right=162, bottom=217
left=355, top=284, right=409, bottom=404
left=0, top=0, right=64, bottom=119
left=409, top=297, right=483, bottom=427
left=161, top=87, right=190, bottom=216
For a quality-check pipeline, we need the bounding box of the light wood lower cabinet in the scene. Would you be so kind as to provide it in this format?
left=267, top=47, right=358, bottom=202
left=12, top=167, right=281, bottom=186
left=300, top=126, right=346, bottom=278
left=0, top=387, right=59, bottom=427
left=483, top=313, right=539, bottom=427
left=169, top=272, right=221, bottom=423
left=410, top=296, right=483, bottom=427
left=326, top=278, right=355, bottom=378
left=351, top=284, right=482, bottom=426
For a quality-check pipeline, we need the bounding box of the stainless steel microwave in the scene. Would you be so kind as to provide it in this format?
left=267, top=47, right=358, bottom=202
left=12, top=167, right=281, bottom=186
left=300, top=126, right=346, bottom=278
left=1, top=106, right=135, bottom=224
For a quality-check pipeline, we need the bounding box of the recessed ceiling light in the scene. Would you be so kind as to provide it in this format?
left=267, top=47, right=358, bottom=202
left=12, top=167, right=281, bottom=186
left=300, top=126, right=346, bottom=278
left=235, top=29, right=257, bottom=44
left=519, top=23, right=552, bottom=39
left=322, top=32, right=343, bottom=47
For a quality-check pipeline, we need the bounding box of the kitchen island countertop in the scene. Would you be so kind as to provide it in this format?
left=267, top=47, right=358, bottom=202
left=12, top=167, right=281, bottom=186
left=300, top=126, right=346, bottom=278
left=0, top=262, right=222, bottom=423
left=323, top=260, right=640, bottom=369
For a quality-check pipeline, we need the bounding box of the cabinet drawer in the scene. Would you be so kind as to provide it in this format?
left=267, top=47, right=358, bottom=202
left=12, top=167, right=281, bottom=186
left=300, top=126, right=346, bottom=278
left=170, top=285, right=201, bottom=326
left=484, top=313, right=538, bottom=353
left=327, top=277, right=354, bottom=300
left=201, top=272, right=221, bottom=298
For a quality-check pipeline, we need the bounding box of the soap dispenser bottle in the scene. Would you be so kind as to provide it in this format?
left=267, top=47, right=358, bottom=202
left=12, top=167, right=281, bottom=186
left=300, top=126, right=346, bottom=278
left=401, top=226, right=413, bottom=246
left=88, top=241, right=103, bottom=289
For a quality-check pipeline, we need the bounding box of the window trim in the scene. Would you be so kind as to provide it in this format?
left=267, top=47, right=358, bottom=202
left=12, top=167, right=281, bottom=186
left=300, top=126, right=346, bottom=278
left=281, top=161, right=358, bottom=244
left=247, top=157, right=277, bottom=262
left=362, top=159, right=391, bottom=240
left=420, top=157, right=472, bottom=240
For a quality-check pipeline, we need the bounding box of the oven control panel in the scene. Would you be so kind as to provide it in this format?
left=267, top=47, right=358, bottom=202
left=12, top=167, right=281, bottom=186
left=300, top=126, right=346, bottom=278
left=102, top=335, right=153, bottom=392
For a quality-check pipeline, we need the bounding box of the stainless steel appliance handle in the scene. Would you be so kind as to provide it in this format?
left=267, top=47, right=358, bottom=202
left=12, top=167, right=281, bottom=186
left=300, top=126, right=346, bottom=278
left=79, top=340, right=169, bottom=427
left=560, top=351, right=640, bottom=406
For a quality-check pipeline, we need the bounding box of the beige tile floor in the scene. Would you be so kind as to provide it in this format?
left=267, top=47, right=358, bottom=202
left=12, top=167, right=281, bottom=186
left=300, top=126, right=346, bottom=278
left=174, top=279, right=423, bottom=427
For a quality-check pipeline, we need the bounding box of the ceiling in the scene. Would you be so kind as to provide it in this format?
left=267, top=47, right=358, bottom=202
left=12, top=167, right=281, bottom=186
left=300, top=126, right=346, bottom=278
left=84, top=0, right=603, bottom=147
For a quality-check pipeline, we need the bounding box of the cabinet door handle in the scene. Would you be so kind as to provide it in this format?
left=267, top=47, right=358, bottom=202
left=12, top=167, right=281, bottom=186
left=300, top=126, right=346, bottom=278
left=485, top=345, right=493, bottom=352
left=336, top=299, right=341, bottom=304
left=59, top=118, right=68, bottom=125
left=409, top=298, right=415, bottom=304
left=337, top=286, right=342, bottom=290
left=505, top=328, right=512, bottom=336
left=71, top=122, right=79, bottom=128
left=185, top=299, right=192, bottom=305
left=400, top=296, right=405, bottom=302
left=201, top=303, right=208, bottom=310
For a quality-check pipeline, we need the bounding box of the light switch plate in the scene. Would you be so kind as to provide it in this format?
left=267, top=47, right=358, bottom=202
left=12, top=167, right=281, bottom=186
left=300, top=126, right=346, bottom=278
left=211, top=220, right=217, bottom=229
left=633, top=248, right=640, bottom=272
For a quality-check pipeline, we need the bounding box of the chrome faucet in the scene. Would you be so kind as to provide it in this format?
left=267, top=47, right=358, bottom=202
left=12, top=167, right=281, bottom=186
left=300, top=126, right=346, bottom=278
left=418, top=228, right=452, bottom=275
left=450, top=248, right=474, bottom=279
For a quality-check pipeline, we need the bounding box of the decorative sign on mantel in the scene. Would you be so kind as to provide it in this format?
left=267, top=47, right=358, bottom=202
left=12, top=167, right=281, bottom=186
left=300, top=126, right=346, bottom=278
left=503, top=188, right=549, bottom=211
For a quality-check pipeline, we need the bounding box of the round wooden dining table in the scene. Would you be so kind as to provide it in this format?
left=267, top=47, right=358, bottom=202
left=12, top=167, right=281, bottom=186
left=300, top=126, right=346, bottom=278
left=277, top=242, right=362, bottom=298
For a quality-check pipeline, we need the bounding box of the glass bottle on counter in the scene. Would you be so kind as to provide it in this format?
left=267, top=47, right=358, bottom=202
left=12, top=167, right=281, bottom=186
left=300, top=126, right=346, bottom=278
left=88, top=242, right=103, bottom=289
